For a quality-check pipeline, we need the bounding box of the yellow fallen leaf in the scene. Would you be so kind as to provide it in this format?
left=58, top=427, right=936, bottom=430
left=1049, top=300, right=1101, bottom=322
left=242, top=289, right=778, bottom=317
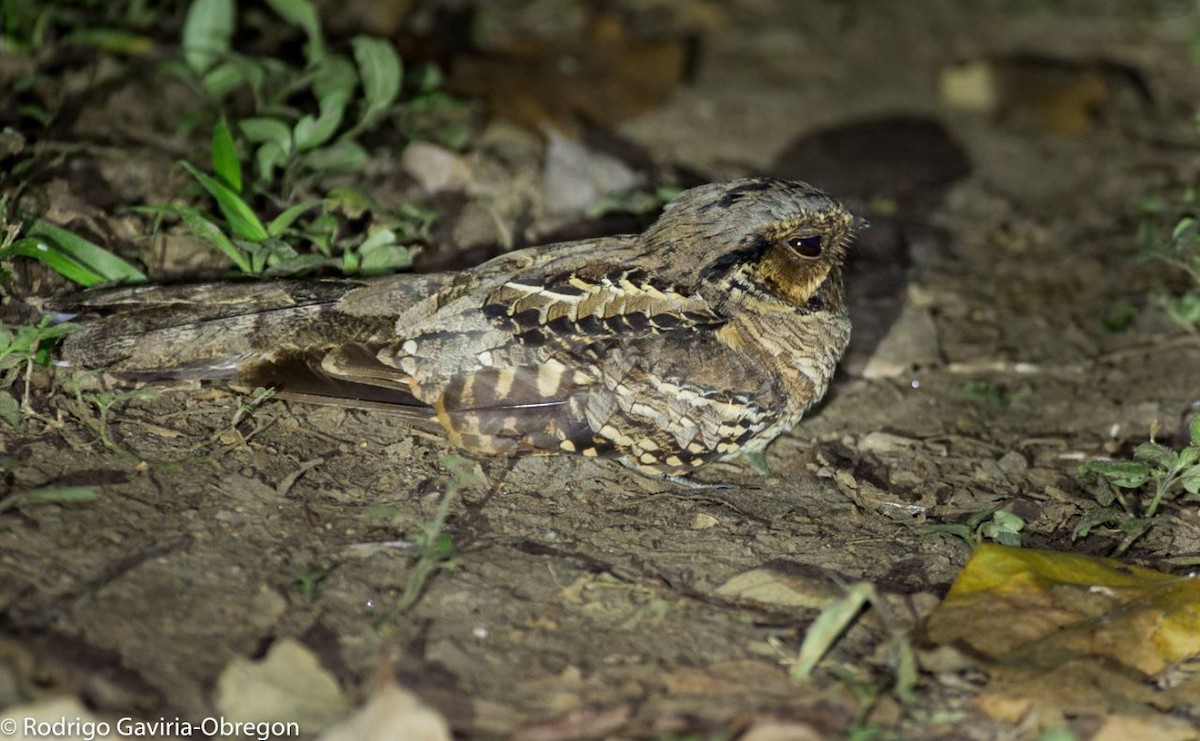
left=925, top=544, right=1200, bottom=730
left=931, top=543, right=1200, bottom=673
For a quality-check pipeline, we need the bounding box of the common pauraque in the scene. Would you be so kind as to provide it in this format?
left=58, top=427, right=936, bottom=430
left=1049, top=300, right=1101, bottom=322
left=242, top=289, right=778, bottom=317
left=55, top=179, right=860, bottom=476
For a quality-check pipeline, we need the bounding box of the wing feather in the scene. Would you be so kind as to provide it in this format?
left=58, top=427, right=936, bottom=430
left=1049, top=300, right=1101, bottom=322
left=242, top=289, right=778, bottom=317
left=481, top=265, right=725, bottom=344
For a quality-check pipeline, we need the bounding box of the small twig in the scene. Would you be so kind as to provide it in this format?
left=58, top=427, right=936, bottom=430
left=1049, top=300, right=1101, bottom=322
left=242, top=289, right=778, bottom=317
left=275, top=457, right=325, bottom=497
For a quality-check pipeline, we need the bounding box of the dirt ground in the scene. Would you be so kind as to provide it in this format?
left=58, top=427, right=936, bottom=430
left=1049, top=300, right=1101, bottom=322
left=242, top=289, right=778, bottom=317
left=4, top=1, right=1200, bottom=738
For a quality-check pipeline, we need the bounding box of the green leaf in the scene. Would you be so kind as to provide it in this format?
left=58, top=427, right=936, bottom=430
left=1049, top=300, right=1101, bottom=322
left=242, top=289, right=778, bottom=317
left=267, top=199, right=322, bottom=237
left=0, top=319, right=77, bottom=365
left=236, top=237, right=298, bottom=275
left=182, top=0, right=234, bottom=73
left=3, top=220, right=147, bottom=286
left=1164, top=294, right=1200, bottom=327
left=1119, top=516, right=1156, bottom=537
left=313, top=54, right=357, bottom=110
left=357, top=244, right=411, bottom=275
left=351, top=36, right=401, bottom=132
left=1133, top=442, right=1176, bottom=471
left=1073, top=506, right=1120, bottom=540
left=239, top=118, right=293, bottom=182
left=324, top=186, right=375, bottom=219
left=201, top=59, right=248, bottom=99
left=239, top=117, right=293, bottom=151
left=964, top=506, right=1001, bottom=530
left=301, top=140, right=366, bottom=173
left=254, top=141, right=289, bottom=183
left=181, top=161, right=269, bottom=243
left=293, top=112, right=340, bottom=152
left=355, top=229, right=411, bottom=274
left=211, top=117, right=241, bottom=193
left=923, top=523, right=973, bottom=547
left=304, top=213, right=338, bottom=253
left=1181, top=465, right=1200, bottom=495
left=0, top=393, right=19, bottom=427
left=412, top=61, right=443, bottom=93
left=1172, top=216, right=1196, bottom=241
left=1079, top=460, right=1152, bottom=489
left=1100, top=300, right=1138, bottom=333
left=1191, top=417, right=1200, bottom=447
left=1178, top=446, right=1199, bottom=468
left=294, top=55, right=356, bottom=150
left=261, top=252, right=331, bottom=277
left=264, top=0, right=325, bottom=63
left=979, top=510, right=1024, bottom=547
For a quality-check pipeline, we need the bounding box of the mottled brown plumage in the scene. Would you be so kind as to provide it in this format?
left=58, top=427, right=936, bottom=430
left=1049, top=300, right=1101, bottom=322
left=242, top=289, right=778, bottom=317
left=55, top=178, right=858, bottom=474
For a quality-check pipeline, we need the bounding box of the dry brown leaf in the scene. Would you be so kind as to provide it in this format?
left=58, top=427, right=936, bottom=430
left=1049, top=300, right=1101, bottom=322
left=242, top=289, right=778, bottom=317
left=658, top=660, right=789, bottom=697
left=318, top=678, right=450, bottom=741
left=712, top=563, right=842, bottom=609
left=739, top=719, right=826, bottom=741
left=215, top=639, right=349, bottom=734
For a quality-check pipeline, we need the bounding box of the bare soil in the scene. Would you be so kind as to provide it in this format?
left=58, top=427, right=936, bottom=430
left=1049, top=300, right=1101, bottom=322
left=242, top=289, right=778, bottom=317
left=4, top=1, right=1200, bottom=737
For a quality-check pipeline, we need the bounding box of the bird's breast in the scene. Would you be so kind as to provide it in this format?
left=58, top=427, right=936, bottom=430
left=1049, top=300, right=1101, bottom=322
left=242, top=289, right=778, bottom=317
left=719, top=307, right=850, bottom=423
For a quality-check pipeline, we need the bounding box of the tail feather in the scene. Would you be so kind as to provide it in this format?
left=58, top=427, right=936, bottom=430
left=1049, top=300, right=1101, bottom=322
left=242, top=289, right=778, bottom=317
left=49, top=276, right=437, bottom=399
left=243, top=346, right=438, bottom=420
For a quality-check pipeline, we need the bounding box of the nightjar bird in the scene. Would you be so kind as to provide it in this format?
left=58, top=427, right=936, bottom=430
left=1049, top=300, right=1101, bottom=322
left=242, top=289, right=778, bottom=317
left=54, top=179, right=859, bottom=475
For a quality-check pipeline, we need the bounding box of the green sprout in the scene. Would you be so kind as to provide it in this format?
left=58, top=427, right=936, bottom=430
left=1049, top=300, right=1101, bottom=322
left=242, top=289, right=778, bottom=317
left=1077, top=418, right=1200, bottom=556
left=927, top=507, right=1026, bottom=548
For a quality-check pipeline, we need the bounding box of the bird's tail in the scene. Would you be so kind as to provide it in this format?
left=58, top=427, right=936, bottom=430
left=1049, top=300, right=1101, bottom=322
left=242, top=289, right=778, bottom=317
left=47, top=279, right=386, bottom=380
left=42, top=275, right=459, bottom=416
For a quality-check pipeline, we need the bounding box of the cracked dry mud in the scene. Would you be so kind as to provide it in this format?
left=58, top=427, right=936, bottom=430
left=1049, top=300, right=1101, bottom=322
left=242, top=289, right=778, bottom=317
left=4, top=1, right=1200, bottom=737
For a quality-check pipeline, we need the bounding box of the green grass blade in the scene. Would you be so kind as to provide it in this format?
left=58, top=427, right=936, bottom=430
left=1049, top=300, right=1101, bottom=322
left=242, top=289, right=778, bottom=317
left=27, top=219, right=148, bottom=283
left=28, top=486, right=100, bottom=503
left=267, top=199, right=321, bottom=237
left=140, top=204, right=253, bottom=274
left=4, top=238, right=109, bottom=286
left=174, top=206, right=254, bottom=274
left=181, top=161, right=269, bottom=242
left=211, top=117, right=242, bottom=193
left=63, top=28, right=157, bottom=55
left=182, top=0, right=234, bottom=73
left=0, top=486, right=99, bottom=513
left=3, top=220, right=147, bottom=286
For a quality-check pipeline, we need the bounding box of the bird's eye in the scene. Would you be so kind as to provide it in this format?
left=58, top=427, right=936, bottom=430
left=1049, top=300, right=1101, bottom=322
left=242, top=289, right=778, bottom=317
left=784, top=235, right=823, bottom=258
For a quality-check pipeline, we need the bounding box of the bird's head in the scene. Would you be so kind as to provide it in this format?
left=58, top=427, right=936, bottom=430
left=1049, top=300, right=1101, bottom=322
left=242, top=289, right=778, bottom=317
left=641, top=178, right=859, bottom=314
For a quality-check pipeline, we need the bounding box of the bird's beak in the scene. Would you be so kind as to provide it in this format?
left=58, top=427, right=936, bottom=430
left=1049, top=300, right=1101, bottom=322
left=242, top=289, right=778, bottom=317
left=853, top=215, right=872, bottom=231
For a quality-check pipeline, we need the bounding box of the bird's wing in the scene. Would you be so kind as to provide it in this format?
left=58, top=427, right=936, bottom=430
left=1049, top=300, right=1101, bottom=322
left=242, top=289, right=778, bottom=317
left=321, top=261, right=769, bottom=462
left=481, top=264, right=725, bottom=344
left=581, top=332, right=780, bottom=470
